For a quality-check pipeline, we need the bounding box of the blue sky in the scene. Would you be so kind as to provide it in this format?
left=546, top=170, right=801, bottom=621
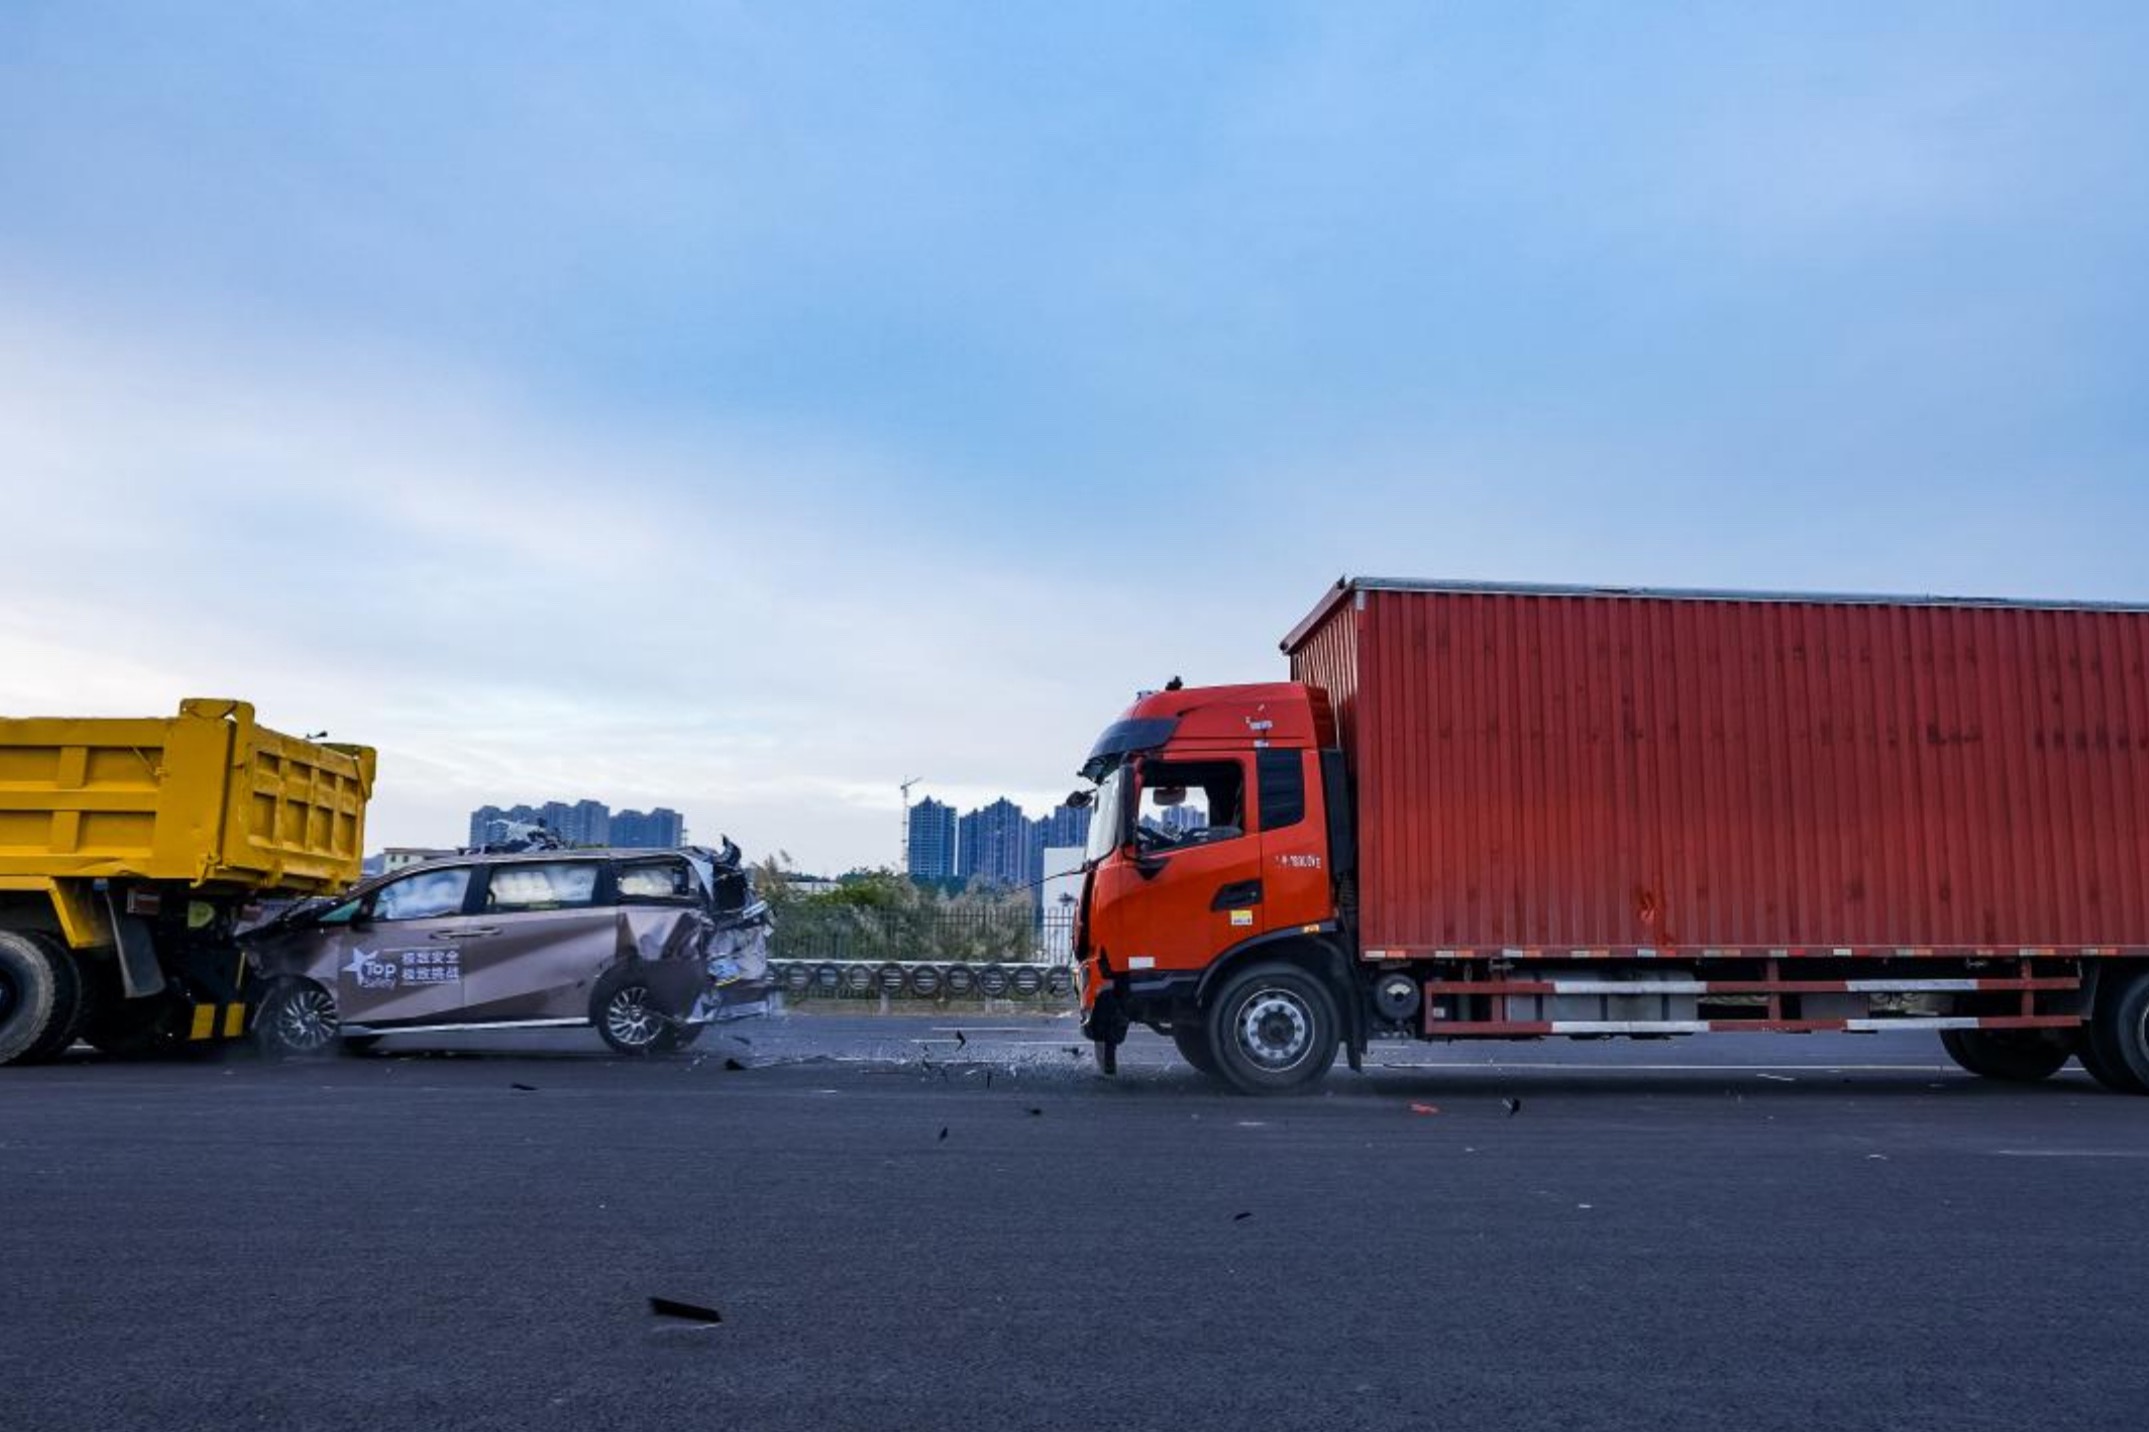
left=3, top=2, right=2146, bottom=870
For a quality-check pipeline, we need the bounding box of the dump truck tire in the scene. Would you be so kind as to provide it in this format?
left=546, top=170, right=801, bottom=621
left=1938, top=1028, right=2071, bottom=1083
left=0, top=931, right=85, bottom=1065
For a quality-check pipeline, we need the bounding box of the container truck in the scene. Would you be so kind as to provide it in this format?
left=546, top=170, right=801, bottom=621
left=1072, top=578, right=2149, bottom=1095
left=0, top=699, right=374, bottom=1063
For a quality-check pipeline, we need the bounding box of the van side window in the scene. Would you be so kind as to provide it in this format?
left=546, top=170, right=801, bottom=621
left=370, top=868, right=472, bottom=922
left=484, top=861, right=602, bottom=913
left=616, top=858, right=694, bottom=904
left=1256, top=749, right=1306, bottom=831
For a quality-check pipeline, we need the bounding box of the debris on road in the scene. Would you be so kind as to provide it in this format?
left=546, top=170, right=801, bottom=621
left=509, top=1082, right=537, bottom=1092
left=648, top=1296, right=723, bottom=1325
left=1756, top=1073, right=1797, bottom=1083
left=938, top=1126, right=949, bottom=1141
left=1231, top=1211, right=1252, bottom=1222
left=1501, top=1097, right=1522, bottom=1117
left=1409, top=1103, right=1441, bottom=1116
left=723, top=1057, right=746, bottom=1072
left=1026, top=1107, right=1043, bottom=1117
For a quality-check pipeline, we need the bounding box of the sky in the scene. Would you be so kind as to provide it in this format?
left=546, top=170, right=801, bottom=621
left=2, top=2, right=2146, bottom=873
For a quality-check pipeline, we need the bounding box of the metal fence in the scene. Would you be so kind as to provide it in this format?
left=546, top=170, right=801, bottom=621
left=771, top=906, right=1077, bottom=967
left=767, top=907, right=1079, bottom=1003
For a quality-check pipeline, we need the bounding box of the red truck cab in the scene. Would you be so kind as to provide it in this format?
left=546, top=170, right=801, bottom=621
left=1075, top=681, right=1362, bottom=1091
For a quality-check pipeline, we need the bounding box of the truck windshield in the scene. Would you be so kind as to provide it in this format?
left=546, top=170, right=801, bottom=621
left=1084, top=765, right=1129, bottom=865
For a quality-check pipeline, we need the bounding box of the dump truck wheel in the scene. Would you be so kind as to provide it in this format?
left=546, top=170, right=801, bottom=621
left=253, top=977, right=341, bottom=1059
left=1204, top=962, right=1340, bottom=1095
left=592, top=967, right=682, bottom=1055
left=1938, top=1028, right=2071, bottom=1083
left=1169, top=1022, right=1220, bottom=1076
left=2084, top=969, right=2149, bottom=1094
left=0, top=931, right=84, bottom=1065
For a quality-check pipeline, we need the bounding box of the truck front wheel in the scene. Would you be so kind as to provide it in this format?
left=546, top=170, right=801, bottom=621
left=1205, top=962, right=1340, bottom=1095
left=2083, top=969, right=2149, bottom=1094
left=1170, top=1022, right=1219, bottom=1076
left=1938, top=1028, right=2071, bottom=1083
left=0, top=930, right=85, bottom=1065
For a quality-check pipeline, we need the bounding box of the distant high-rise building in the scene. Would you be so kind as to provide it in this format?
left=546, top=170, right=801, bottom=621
left=957, top=798, right=1031, bottom=887
left=1041, top=802, right=1092, bottom=850
left=906, top=797, right=958, bottom=879
left=611, top=808, right=685, bottom=849
left=470, top=799, right=680, bottom=849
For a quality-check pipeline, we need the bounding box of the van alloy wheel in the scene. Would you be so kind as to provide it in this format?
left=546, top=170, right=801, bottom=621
left=255, top=979, right=339, bottom=1058
left=604, top=985, right=662, bottom=1049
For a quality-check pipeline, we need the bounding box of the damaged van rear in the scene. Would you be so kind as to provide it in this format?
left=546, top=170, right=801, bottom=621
left=243, top=841, right=774, bottom=1056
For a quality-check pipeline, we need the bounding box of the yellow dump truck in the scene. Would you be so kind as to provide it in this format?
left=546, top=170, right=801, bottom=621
left=0, top=699, right=374, bottom=1063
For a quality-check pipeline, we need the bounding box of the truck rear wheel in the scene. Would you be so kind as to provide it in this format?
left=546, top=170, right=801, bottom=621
left=0, top=930, right=85, bottom=1065
left=1204, top=962, right=1340, bottom=1095
left=2083, top=969, right=2149, bottom=1095
left=1938, top=1028, right=2071, bottom=1083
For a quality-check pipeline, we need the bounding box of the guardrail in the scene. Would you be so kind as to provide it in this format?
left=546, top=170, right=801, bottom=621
left=768, top=959, right=1076, bottom=1003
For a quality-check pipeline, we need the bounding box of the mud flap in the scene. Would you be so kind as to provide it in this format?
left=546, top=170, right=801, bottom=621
left=103, top=893, right=164, bottom=1000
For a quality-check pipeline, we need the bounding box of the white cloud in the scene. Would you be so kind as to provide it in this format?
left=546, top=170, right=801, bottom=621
left=0, top=297, right=1220, bottom=871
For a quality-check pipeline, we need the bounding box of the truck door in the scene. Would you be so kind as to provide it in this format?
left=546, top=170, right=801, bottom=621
left=1089, top=755, right=1265, bottom=976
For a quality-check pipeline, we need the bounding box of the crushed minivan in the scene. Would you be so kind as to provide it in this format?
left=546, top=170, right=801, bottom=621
left=242, top=839, right=773, bottom=1056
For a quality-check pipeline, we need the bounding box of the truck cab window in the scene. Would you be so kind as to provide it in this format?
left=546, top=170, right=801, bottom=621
left=1136, top=760, right=1245, bottom=847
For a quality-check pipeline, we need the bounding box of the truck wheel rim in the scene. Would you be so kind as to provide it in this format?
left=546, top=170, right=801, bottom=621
left=1235, top=989, right=1313, bottom=1070
left=277, top=987, right=339, bottom=1051
left=605, top=987, right=661, bottom=1047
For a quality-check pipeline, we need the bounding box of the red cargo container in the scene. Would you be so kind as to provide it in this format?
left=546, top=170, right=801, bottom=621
left=1284, top=579, right=2149, bottom=957
left=1072, top=577, right=2149, bottom=1095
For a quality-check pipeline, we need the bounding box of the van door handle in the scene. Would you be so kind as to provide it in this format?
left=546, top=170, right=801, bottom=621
left=435, top=927, right=497, bottom=940
left=1211, top=880, right=1263, bottom=911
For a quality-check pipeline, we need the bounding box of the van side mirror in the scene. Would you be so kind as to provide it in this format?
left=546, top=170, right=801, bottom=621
left=1064, top=789, right=1093, bottom=810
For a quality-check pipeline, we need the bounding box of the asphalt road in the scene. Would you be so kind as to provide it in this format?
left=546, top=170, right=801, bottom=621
left=4, top=1014, right=2147, bottom=1432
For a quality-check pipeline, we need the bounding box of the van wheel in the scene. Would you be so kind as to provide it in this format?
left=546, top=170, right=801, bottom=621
left=2084, top=969, right=2149, bottom=1095
left=0, top=930, right=85, bottom=1065
left=593, top=967, right=682, bottom=1055
left=1204, top=962, right=1340, bottom=1095
left=1169, top=1022, right=1219, bottom=1076
left=253, top=977, right=340, bottom=1059
left=1938, top=1028, right=2072, bottom=1083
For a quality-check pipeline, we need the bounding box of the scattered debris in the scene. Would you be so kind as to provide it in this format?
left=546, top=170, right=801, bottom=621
left=1231, top=1211, right=1252, bottom=1222
left=1409, top=1103, right=1441, bottom=1116
left=1756, top=1073, right=1796, bottom=1083
left=1867, top=1154, right=1889, bottom=1161
left=648, top=1296, right=723, bottom=1325
left=953, top=1029, right=968, bottom=1050
left=938, top=1127, right=949, bottom=1141
left=722, top=1057, right=746, bottom=1072
left=510, top=1082, right=537, bottom=1092
left=1501, top=1097, right=1522, bottom=1117
left=985, top=1071, right=994, bottom=1090
left=1026, top=1107, right=1044, bottom=1117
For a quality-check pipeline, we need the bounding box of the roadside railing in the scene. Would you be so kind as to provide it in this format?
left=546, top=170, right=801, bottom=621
left=768, top=909, right=1078, bottom=1004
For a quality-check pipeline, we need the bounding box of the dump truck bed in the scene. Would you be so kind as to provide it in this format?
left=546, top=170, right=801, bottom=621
left=0, top=698, right=374, bottom=892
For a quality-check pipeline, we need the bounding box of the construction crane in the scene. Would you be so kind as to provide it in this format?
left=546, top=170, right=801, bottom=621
left=899, top=776, right=924, bottom=873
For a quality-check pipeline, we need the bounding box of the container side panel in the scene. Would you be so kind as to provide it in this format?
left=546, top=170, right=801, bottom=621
left=1341, top=589, right=2149, bottom=951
